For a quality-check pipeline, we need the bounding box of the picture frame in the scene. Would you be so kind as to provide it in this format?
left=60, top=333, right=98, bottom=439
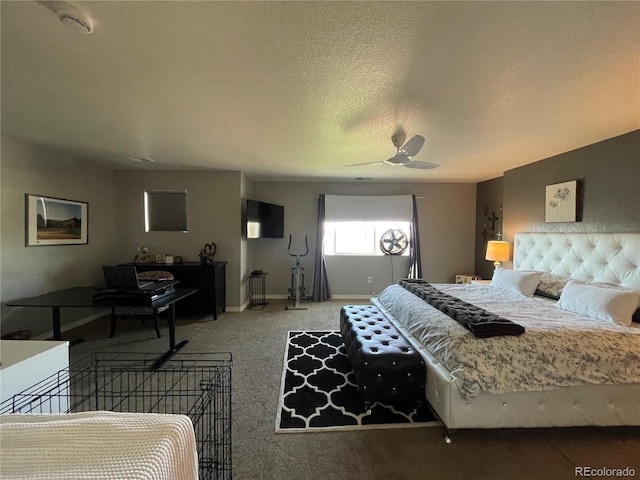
left=545, top=180, right=578, bottom=223
left=25, top=194, right=88, bottom=246
left=173, top=256, right=183, bottom=264
left=156, top=253, right=166, bottom=263
left=165, top=255, right=174, bottom=264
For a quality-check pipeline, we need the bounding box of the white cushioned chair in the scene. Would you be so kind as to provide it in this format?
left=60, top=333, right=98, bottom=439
left=109, top=270, right=174, bottom=338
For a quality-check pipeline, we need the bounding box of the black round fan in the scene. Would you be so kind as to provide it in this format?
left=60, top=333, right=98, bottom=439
left=379, top=229, right=409, bottom=255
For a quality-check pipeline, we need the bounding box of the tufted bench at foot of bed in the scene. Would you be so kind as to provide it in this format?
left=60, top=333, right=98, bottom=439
left=340, top=305, right=426, bottom=408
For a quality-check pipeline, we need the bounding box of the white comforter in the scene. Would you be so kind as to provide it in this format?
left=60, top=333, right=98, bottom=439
left=0, top=411, right=199, bottom=480
left=376, top=284, right=640, bottom=399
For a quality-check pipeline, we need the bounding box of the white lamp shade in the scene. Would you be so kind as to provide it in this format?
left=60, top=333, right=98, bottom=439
left=485, top=241, right=510, bottom=262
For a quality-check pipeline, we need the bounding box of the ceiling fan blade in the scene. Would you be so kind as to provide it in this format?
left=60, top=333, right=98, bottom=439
left=344, top=161, right=385, bottom=167
left=400, top=135, right=425, bottom=157
left=403, top=160, right=440, bottom=169
left=384, top=154, right=407, bottom=165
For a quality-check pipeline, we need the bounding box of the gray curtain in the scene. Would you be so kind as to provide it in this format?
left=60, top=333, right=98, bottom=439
left=312, top=194, right=331, bottom=301
left=408, top=195, right=422, bottom=279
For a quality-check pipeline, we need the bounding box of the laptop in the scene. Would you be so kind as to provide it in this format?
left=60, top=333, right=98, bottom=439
left=102, top=266, right=173, bottom=291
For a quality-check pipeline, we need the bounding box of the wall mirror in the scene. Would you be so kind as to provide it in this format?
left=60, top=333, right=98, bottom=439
left=144, top=190, right=188, bottom=232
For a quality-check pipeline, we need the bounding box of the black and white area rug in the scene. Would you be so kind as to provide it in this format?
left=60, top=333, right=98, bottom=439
left=276, top=330, right=439, bottom=432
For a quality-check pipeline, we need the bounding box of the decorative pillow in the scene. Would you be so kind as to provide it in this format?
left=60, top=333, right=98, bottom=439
left=534, top=272, right=570, bottom=300
left=490, top=268, right=543, bottom=298
left=586, top=282, right=640, bottom=308
left=557, top=280, right=638, bottom=326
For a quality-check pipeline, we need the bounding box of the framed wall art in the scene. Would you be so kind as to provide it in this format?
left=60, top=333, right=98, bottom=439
left=545, top=180, right=578, bottom=223
left=25, top=194, right=88, bottom=246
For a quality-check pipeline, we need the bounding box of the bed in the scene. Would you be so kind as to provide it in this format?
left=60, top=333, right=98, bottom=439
left=371, top=232, right=640, bottom=433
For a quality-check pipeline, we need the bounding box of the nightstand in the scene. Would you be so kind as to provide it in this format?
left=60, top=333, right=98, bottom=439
left=455, top=274, right=481, bottom=284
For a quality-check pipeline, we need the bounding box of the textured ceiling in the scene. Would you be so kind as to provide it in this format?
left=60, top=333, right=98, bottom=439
left=1, top=1, right=638, bottom=182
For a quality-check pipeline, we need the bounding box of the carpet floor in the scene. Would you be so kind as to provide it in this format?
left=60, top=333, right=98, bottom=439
left=276, top=330, right=438, bottom=432
left=63, top=300, right=640, bottom=480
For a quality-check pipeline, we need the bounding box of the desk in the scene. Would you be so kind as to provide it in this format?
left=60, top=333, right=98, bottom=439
left=7, top=287, right=197, bottom=368
left=7, top=287, right=99, bottom=341
left=124, top=262, right=226, bottom=319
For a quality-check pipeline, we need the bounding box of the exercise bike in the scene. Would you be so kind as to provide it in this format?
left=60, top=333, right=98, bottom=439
left=286, top=234, right=309, bottom=310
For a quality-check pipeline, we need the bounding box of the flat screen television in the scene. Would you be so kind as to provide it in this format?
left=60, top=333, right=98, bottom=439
left=246, top=199, right=284, bottom=239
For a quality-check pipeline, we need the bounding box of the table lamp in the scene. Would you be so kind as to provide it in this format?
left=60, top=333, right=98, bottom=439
left=485, top=240, right=510, bottom=268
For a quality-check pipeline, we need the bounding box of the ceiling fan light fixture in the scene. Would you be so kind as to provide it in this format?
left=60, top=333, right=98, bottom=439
left=391, top=132, right=406, bottom=149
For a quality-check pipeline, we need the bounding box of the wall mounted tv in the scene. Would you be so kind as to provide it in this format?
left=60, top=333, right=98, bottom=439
left=246, top=199, right=284, bottom=239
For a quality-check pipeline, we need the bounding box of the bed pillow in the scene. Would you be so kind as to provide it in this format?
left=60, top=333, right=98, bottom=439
left=534, top=272, right=570, bottom=300
left=557, top=280, right=638, bottom=326
left=586, top=282, right=640, bottom=307
left=490, top=268, right=543, bottom=297
left=586, top=282, right=640, bottom=324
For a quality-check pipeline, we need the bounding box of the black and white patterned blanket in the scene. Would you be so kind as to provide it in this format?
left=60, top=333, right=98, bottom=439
left=399, top=279, right=525, bottom=338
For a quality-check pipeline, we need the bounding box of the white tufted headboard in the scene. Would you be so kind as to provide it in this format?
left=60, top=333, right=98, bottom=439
left=513, top=232, right=640, bottom=291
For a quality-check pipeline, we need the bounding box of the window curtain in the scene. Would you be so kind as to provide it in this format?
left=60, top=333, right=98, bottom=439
left=312, top=194, right=331, bottom=301
left=408, top=195, right=422, bottom=279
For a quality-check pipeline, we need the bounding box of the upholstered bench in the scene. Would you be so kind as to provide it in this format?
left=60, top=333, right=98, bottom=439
left=340, top=305, right=426, bottom=408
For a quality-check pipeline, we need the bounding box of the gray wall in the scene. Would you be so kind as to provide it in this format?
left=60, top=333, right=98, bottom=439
left=113, top=170, right=246, bottom=309
left=503, top=130, right=639, bottom=239
left=1, top=136, right=117, bottom=336
left=475, top=177, right=504, bottom=280
left=475, top=130, right=640, bottom=279
left=250, top=181, right=477, bottom=297
left=240, top=174, right=255, bottom=307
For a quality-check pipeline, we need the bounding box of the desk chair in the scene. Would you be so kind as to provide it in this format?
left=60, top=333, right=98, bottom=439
left=109, top=270, right=174, bottom=339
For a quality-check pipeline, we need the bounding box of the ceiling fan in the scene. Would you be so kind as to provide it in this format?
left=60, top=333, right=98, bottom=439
left=346, top=131, right=439, bottom=169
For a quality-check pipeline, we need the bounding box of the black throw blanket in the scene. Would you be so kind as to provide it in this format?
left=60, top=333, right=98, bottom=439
left=398, top=279, right=525, bottom=338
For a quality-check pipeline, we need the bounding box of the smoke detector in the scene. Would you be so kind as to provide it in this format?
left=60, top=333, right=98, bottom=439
left=57, top=10, right=94, bottom=34
left=37, top=1, right=94, bottom=34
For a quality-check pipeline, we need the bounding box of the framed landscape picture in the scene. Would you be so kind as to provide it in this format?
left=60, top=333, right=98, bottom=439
left=545, top=180, right=578, bottom=223
left=25, top=194, right=88, bottom=246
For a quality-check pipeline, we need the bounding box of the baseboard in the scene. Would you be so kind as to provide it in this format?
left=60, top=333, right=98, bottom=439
left=32, top=309, right=111, bottom=340
left=331, top=294, right=375, bottom=300
left=226, top=300, right=250, bottom=313
left=226, top=294, right=374, bottom=312
left=264, top=294, right=373, bottom=301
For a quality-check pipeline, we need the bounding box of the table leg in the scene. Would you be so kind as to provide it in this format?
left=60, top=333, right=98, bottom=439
left=152, top=303, right=188, bottom=370
left=168, top=304, right=176, bottom=350
left=52, top=307, right=62, bottom=340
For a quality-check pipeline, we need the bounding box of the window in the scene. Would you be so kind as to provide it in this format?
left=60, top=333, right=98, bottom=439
left=324, top=221, right=411, bottom=256
left=144, top=190, right=188, bottom=232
